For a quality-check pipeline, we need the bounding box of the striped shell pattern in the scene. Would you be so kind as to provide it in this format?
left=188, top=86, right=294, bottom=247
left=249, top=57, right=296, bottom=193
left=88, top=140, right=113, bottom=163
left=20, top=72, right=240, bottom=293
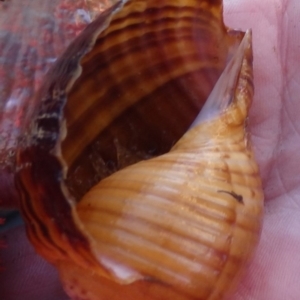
left=15, top=0, right=263, bottom=299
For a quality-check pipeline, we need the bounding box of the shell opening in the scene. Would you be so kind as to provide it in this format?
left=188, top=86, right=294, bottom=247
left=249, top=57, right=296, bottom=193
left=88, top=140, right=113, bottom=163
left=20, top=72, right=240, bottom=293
left=15, top=1, right=263, bottom=300
left=59, top=0, right=242, bottom=202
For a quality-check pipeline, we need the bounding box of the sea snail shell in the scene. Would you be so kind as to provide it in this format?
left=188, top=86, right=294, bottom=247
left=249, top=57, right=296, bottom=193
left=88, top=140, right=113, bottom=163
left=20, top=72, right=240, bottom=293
left=16, top=0, right=263, bottom=300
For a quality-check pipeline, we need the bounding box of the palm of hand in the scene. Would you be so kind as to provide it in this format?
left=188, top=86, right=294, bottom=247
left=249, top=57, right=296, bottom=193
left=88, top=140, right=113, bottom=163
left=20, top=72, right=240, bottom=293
left=225, top=0, right=300, bottom=298
left=1, top=0, right=300, bottom=299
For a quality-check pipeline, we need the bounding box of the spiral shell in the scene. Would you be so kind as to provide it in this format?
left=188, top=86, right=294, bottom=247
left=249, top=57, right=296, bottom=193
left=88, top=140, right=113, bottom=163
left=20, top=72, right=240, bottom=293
left=15, top=0, right=263, bottom=299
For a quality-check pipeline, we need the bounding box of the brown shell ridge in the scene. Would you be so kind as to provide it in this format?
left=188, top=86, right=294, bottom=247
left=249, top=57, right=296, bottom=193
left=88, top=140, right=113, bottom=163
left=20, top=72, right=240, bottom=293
left=16, top=149, right=96, bottom=267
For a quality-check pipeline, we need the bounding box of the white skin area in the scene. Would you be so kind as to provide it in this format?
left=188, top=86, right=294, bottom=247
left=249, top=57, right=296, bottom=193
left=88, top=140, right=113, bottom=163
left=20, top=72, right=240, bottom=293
left=1, top=0, right=300, bottom=299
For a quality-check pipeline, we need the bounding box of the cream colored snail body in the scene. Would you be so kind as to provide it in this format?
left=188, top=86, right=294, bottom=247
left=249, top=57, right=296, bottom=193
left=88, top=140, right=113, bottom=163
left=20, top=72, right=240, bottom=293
left=16, top=0, right=263, bottom=299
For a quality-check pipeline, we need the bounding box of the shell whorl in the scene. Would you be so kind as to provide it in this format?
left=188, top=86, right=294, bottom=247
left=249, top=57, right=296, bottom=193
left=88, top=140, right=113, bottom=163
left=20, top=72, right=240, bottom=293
left=15, top=1, right=263, bottom=300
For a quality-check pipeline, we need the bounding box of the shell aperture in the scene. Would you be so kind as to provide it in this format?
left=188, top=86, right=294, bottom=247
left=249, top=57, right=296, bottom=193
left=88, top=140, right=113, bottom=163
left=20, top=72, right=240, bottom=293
left=15, top=1, right=263, bottom=300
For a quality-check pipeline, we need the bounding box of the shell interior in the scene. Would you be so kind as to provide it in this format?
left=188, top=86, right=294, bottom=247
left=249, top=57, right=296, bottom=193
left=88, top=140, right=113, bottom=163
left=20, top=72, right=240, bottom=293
left=59, top=0, right=243, bottom=201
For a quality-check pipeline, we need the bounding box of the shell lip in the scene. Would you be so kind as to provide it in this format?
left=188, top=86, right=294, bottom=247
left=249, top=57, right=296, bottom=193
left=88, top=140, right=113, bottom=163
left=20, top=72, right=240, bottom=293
left=190, top=29, right=253, bottom=128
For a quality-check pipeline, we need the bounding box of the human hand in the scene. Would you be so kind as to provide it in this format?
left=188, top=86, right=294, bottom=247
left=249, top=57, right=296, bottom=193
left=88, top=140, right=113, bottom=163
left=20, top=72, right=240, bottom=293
left=224, top=0, right=300, bottom=298
left=1, top=0, right=300, bottom=299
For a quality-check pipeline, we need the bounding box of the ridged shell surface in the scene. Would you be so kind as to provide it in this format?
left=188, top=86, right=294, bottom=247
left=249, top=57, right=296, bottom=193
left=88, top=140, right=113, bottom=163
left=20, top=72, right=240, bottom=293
left=60, top=0, right=243, bottom=200
left=15, top=1, right=262, bottom=300
left=63, top=31, right=263, bottom=300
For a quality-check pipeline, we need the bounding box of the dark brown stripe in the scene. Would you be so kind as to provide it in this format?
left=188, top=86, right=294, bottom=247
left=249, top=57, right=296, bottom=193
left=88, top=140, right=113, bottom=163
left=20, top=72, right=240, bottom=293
left=83, top=29, right=213, bottom=80
left=17, top=147, right=95, bottom=262
left=17, top=173, right=67, bottom=257
left=107, top=4, right=219, bottom=32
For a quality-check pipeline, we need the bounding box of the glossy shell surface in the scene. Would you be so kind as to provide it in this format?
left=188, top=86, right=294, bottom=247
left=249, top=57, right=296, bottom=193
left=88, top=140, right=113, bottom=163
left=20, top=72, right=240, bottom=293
left=15, top=0, right=263, bottom=299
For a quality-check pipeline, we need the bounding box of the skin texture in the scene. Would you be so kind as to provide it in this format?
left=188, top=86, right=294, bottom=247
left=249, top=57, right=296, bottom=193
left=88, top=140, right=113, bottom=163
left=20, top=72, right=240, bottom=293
left=0, top=0, right=300, bottom=299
